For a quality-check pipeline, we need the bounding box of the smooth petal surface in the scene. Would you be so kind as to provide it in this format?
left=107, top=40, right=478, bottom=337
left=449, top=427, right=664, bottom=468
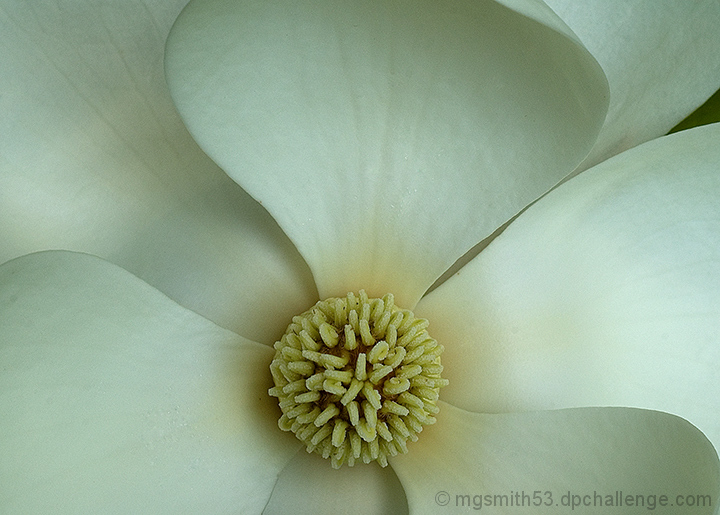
left=0, top=251, right=300, bottom=513
left=109, top=191, right=318, bottom=345
left=0, top=0, right=316, bottom=342
left=391, top=403, right=719, bottom=515
left=166, top=0, right=607, bottom=307
left=544, top=0, right=720, bottom=170
left=417, top=124, right=720, bottom=446
left=263, top=449, right=408, bottom=515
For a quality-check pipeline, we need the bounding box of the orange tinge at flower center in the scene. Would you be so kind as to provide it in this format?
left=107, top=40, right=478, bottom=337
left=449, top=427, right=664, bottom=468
left=268, top=290, right=448, bottom=468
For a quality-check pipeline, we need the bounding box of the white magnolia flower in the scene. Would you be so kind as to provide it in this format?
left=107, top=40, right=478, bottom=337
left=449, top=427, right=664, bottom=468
left=1, top=0, right=720, bottom=513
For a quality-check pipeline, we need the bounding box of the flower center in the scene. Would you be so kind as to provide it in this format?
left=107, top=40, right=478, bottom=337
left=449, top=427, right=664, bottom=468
left=268, top=290, right=447, bottom=468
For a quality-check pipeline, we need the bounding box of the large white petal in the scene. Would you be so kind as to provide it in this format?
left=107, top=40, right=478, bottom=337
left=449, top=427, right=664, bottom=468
left=0, top=0, right=316, bottom=342
left=165, top=0, right=608, bottom=308
left=0, top=251, right=300, bottom=513
left=417, top=123, right=720, bottom=447
left=391, top=403, right=719, bottom=515
left=263, top=449, right=408, bottom=515
left=543, top=0, right=720, bottom=169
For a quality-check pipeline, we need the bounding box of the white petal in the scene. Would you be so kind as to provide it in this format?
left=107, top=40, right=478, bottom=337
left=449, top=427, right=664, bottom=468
left=0, top=251, right=300, bottom=513
left=165, top=0, right=607, bottom=307
left=0, top=0, right=316, bottom=341
left=263, top=449, right=408, bottom=515
left=544, top=0, right=720, bottom=169
left=417, top=123, right=720, bottom=447
left=391, top=403, right=719, bottom=515
left=110, top=191, right=318, bottom=344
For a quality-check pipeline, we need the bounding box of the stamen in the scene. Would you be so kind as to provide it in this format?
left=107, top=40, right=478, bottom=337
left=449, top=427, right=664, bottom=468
left=332, top=419, right=349, bottom=447
left=340, top=379, right=364, bottom=406
left=268, top=290, right=446, bottom=468
left=368, top=364, right=393, bottom=384
left=354, top=353, right=367, bottom=381
left=367, top=340, right=389, bottom=363
left=347, top=400, right=360, bottom=426
left=305, top=372, right=325, bottom=391
left=319, top=322, right=339, bottom=348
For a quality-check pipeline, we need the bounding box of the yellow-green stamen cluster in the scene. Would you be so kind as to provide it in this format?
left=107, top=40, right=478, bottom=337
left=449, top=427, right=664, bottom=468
left=268, top=290, right=448, bottom=468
